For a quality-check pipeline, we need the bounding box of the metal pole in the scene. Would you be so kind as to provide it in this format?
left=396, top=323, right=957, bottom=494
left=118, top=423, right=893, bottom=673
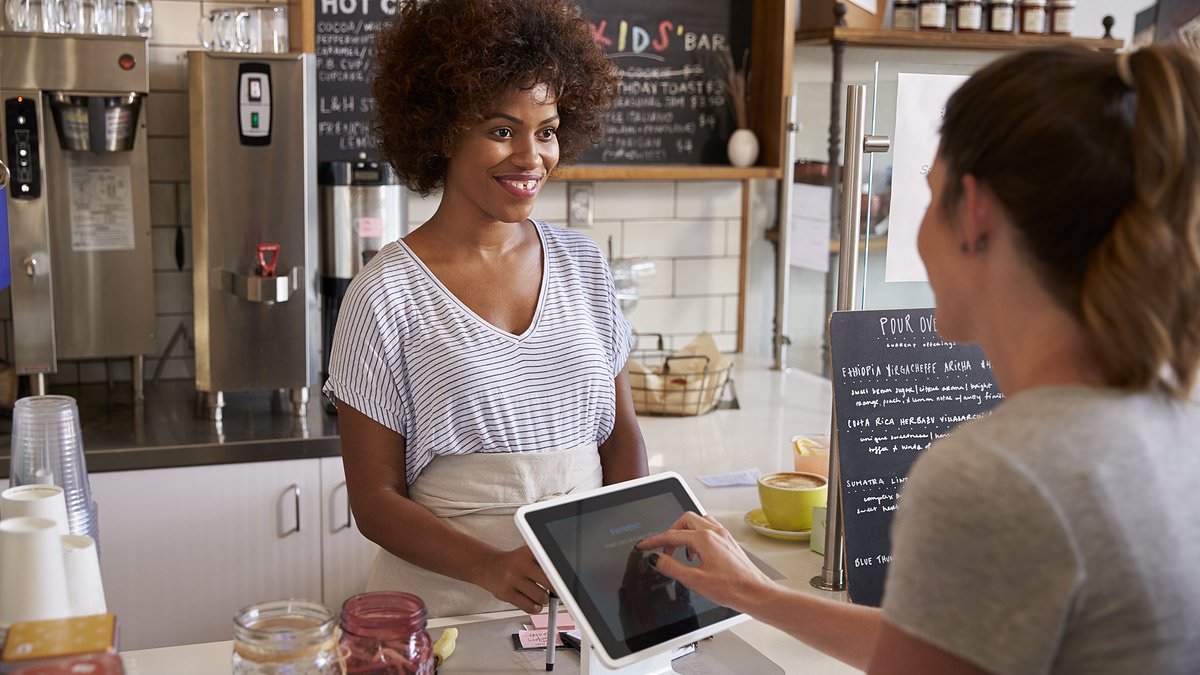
left=812, top=84, right=868, bottom=593
left=772, top=94, right=799, bottom=370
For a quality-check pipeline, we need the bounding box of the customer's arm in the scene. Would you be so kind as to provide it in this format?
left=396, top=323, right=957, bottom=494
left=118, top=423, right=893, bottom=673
left=638, top=513, right=990, bottom=674
left=598, top=366, right=648, bottom=485
left=338, top=402, right=551, bottom=614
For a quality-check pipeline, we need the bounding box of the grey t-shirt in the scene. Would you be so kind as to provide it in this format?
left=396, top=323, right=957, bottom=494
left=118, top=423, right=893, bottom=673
left=882, top=386, right=1200, bottom=675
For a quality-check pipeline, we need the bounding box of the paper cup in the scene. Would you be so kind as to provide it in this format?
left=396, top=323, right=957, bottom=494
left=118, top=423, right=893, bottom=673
left=62, top=534, right=107, bottom=616
left=0, top=517, right=72, bottom=625
left=1, top=485, right=71, bottom=535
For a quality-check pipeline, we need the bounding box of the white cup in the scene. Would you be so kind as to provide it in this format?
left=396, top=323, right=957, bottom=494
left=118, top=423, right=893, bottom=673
left=62, top=535, right=106, bottom=616
left=1, top=485, right=70, bottom=536
left=0, top=517, right=73, bottom=626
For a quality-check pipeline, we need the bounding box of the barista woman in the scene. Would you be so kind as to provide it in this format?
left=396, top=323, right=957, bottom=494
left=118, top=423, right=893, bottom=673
left=641, top=45, right=1200, bottom=674
left=325, top=0, right=647, bottom=618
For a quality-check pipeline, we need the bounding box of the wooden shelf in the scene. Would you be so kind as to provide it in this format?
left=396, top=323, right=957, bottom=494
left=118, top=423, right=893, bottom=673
left=552, top=165, right=783, bottom=181
left=796, top=27, right=1123, bottom=51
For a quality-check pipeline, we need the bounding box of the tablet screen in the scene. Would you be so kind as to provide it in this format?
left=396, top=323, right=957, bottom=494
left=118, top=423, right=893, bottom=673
left=523, top=478, right=741, bottom=660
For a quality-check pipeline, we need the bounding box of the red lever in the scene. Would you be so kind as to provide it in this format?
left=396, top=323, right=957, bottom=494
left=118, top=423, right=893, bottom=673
left=256, top=243, right=280, bottom=278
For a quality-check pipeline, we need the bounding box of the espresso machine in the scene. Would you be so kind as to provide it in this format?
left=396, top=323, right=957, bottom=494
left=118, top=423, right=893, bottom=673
left=0, top=34, right=155, bottom=397
left=188, top=52, right=318, bottom=420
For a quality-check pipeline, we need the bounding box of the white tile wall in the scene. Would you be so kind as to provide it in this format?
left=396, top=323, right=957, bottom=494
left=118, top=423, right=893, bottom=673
left=675, top=258, right=739, bottom=296
left=593, top=182, right=675, bottom=221
left=624, top=219, right=726, bottom=259
left=624, top=296, right=723, bottom=336
left=675, top=181, right=741, bottom=219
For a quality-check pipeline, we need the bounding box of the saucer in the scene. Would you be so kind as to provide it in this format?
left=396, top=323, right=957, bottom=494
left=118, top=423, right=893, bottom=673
left=745, top=508, right=811, bottom=541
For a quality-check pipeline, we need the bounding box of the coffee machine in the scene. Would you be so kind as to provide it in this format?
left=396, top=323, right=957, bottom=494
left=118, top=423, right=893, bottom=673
left=188, top=52, right=318, bottom=420
left=0, top=34, right=155, bottom=397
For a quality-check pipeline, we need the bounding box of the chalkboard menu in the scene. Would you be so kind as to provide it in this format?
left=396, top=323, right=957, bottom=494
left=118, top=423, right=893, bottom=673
left=829, top=309, right=1003, bottom=607
left=576, top=1, right=751, bottom=164
left=314, top=0, right=396, bottom=162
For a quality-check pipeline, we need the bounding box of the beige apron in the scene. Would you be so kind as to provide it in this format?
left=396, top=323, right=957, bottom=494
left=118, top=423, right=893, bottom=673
left=366, top=445, right=603, bottom=617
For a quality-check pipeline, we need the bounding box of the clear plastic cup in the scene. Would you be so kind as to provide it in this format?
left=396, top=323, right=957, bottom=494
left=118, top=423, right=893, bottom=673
left=10, top=396, right=98, bottom=542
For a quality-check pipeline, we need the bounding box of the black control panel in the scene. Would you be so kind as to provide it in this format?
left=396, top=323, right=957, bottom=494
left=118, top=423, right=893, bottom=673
left=5, top=97, right=40, bottom=199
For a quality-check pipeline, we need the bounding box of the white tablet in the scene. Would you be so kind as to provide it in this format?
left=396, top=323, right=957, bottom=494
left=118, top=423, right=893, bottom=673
left=514, top=472, right=748, bottom=671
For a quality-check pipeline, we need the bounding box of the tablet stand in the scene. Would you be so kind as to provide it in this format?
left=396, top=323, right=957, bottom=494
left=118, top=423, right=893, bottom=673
left=580, top=634, right=674, bottom=675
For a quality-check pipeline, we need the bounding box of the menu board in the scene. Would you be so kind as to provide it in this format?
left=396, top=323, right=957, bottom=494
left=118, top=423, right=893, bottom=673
left=314, top=0, right=396, bottom=162
left=576, top=1, right=750, bottom=164
left=829, top=309, right=1002, bottom=607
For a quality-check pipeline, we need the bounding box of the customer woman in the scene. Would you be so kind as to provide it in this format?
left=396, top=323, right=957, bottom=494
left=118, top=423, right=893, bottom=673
left=325, top=0, right=647, bottom=618
left=640, top=45, right=1200, bottom=674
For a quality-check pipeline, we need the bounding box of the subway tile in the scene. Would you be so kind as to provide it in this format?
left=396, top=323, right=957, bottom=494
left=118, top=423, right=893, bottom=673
left=623, top=219, right=725, bottom=258
left=675, top=181, right=742, bottom=219
left=530, top=181, right=567, bottom=223
left=178, top=183, right=192, bottom=227
left=568, top=219, right=621, bottom=260
left=594, top=182, right=675, bottom=221
left=154, top=270, right=193, bottom=314
left=149, top=46, right=189, bottom=91
left=149, top=183, right=178, bottom=227
left=147, top=92, right=189, bottom=137
left=148, top=138, right=189, bottom=182
left=406, top=191, right=440, bottom=227
left=624, top=296, right=723, bottom=336
left=675, top=257, right=739, bottom=296
left=155, top=316, right=194, bottom=358
left=725, top=218, right=743, bottom=256
left=723, top=296, right=740, bottom=334
left=150, top=1, right=203, bottom=48
left=152, top=226, right=191, bottom=271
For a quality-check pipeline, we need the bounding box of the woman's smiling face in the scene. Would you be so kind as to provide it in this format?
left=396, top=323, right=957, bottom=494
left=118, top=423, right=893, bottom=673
left=442, top=83, right=561, bottom=225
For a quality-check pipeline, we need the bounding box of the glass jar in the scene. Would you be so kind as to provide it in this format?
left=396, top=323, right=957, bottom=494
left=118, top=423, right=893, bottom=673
left=232, top=600, right=341, bottom=675
left=956, top=0, right=984, bottom=31
left=1050, top=0, right=1075, bottom=35
left=1020, top=0, right=1048, bottom=34
left=919, top=0, right=948, bottom=31
left=339, top=592, right=435, bottom=675
left=988, top=0, right=1016, bottom=32
left=893, top=0, right=919, bottom=31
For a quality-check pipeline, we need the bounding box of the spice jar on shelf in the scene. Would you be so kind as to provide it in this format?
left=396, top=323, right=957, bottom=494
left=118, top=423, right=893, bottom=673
left=956, top=0, right=984, bottom=31
left=893, top=0, right=919, bottom=31
left=989, top=0, right=1016, bottom=32
left=232, top=600, right=341, bottom=675
left=919, top=0, right=948, bottom=31
left=339, top=592, right=435, bottom=675
left=1020, top=0, right=1049, bottom=34
left=1050, top=0, right=1076, bottom=35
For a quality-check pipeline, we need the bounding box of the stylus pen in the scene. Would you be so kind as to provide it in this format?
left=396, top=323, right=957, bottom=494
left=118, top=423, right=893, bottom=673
left=546, top=592, right=558, bottom=671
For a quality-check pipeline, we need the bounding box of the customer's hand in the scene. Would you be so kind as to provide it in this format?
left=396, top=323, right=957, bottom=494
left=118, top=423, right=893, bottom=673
left=637, top=512, right=775, bottom=613
left=478, top=546, right=552, bottom=614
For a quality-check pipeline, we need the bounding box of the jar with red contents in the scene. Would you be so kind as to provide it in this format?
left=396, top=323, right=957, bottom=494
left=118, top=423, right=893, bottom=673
left=339, top=592, right=435, bottom=675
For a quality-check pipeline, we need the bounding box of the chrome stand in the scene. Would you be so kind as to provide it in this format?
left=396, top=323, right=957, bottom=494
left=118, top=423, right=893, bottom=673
left=772, top=95, right=799, bottom=371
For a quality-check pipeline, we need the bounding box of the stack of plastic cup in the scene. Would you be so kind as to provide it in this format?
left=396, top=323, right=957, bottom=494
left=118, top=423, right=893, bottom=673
left=9, top=396, right=99, bottom=546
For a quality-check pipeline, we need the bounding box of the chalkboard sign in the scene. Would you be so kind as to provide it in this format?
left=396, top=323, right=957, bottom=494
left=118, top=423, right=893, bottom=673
left=830, top=309, right=1003, bottom=607
left=576, top=1, right=751, bottom=164
left=314, top=0, right=395, bottom=162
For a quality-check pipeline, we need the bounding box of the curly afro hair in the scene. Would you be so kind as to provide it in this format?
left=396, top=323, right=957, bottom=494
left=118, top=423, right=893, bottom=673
left=373, top=0, right=618, bottom=196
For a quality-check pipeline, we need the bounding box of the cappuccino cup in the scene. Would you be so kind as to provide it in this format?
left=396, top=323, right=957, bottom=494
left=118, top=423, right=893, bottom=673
left=757, top=471, right=827, bottom=532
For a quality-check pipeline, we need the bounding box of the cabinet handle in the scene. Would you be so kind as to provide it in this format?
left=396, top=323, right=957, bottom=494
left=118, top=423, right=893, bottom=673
left=281, top=484, right=301, bottom=537
left=333, top=481, right=352, bottom=532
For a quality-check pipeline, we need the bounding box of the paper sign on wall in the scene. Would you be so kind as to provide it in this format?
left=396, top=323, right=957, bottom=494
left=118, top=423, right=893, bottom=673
left=790, top=183, right=833, bottom=273
left=884, top=73, right=969, bottom=283
left=847, top=0, right=878, bottom=14
left=69, top=166, right=135, bottom=252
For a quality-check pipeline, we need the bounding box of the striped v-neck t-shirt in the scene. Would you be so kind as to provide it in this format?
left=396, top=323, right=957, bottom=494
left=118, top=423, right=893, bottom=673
left=324, top=219, right=633, bottom=486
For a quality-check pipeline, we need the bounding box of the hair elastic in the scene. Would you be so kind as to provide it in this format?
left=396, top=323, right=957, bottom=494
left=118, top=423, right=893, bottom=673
left=1116, top=50, right=1137, bottom=89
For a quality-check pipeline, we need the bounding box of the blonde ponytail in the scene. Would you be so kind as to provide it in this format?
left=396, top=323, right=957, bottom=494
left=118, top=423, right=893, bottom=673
left=1080, top=46, right=1200, bottom=398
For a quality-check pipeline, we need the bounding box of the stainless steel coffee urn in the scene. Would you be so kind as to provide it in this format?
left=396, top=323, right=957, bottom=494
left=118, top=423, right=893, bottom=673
left=188, top=52, right=319, bottom=419
left=1, top=34, right=155, bottom=398
left=318, top=160, right=404, bottom=378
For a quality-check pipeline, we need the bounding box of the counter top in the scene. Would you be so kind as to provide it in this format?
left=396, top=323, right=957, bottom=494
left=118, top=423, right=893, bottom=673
left=0, top=380, right=340, bottom=478
left=122, top=360, right=858, bottom=673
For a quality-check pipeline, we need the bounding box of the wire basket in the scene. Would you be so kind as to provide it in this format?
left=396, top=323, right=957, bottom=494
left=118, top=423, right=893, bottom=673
left=629, top=334, right=737, bottom=416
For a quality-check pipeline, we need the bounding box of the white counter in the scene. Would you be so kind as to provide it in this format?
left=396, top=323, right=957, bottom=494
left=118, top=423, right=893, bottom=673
left=122, top=360, right=860, bottom=674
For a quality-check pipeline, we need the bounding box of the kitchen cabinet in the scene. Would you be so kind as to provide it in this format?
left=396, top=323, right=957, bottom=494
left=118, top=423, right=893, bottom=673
left=91, top=459, right=323, bottom=650
left=319, top=456, right=379, bottom=614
